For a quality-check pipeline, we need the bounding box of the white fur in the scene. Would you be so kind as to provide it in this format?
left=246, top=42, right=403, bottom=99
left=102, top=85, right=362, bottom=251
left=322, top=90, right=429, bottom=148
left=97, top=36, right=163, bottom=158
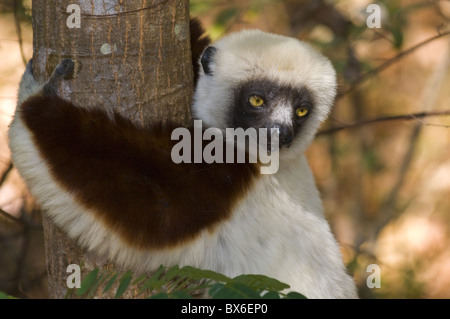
left=16, top=63, right=41, bottom=106
left=192, top=30, right=336, bottom=154
left=8, top=30, right=358, bottom=298
left=269, top=102, right=293, bottom=126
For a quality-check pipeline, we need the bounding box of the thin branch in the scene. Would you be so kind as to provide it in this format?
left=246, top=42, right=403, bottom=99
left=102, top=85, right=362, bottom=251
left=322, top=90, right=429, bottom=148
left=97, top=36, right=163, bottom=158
left=317, top=110, right=450, bottom=136
left=410, top=113, right=450, bottom=128
left=338, top=30, right=450, bottom=99
left=370, top=28, right=395, bottom=45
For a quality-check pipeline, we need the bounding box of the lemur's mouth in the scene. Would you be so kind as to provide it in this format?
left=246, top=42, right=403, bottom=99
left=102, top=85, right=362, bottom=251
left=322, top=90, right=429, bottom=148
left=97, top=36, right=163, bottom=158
left=265, top=124, right=294, bottom=151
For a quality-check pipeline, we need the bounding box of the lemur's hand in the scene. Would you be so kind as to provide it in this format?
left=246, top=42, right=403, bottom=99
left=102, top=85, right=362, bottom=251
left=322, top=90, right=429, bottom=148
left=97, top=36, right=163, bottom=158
left=43, top=59, right=75, bottom=97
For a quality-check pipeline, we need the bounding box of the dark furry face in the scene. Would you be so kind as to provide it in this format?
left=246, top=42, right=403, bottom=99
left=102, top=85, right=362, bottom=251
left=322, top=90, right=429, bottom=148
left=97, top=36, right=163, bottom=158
left=228, top=79, right=315, bottom=149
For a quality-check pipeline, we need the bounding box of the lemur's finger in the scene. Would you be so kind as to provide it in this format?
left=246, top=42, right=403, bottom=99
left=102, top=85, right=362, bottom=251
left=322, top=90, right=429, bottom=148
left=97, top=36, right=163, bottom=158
left=53, top=58, right=75, bottom=79
left=43, top=59, right=75, bottom=97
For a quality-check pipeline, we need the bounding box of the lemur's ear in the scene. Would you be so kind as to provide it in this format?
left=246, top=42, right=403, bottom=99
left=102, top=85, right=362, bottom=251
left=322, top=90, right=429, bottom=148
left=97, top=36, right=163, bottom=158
left=200, top=46, right=218, bottom=76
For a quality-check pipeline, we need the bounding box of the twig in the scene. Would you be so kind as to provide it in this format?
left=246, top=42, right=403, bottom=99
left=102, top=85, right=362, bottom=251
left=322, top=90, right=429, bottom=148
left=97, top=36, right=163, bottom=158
left=338, top=30, right=450, bottom=99
left=317, top=110, right=450, bottom=136
left=409, top=113, right=450, bottom=128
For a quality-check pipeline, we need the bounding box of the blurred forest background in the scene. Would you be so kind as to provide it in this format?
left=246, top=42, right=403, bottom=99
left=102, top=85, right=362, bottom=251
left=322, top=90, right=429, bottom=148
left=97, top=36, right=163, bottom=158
left=0, top=0, right=449, bottom=299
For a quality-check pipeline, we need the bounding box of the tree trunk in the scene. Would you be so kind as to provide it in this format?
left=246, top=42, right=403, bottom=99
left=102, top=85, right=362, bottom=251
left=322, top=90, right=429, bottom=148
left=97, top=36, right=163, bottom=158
left=31, top=0, right=193, bottom=298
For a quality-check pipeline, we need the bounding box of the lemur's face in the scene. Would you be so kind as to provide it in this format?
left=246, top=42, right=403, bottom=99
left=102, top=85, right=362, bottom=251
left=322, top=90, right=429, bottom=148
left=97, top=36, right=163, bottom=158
left=192, top=30, right=337, bottom=155
left=230, top=79, right=314, bottom=149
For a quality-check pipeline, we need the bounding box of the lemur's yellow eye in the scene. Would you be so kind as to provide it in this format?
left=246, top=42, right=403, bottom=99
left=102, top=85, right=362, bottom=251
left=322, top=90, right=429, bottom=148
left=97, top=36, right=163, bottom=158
left=295, top=107, right=309, bottom=117
left=249, top=95, right=264, bottom=107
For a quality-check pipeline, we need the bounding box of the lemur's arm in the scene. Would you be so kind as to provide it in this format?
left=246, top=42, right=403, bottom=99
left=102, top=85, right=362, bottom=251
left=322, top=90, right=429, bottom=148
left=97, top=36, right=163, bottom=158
left=9, top=58, right=258, bottom=252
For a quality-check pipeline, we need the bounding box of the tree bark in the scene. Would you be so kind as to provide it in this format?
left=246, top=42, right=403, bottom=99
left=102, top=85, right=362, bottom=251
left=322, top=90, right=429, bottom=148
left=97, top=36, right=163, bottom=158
left=31, top=0, right=193, bottom=298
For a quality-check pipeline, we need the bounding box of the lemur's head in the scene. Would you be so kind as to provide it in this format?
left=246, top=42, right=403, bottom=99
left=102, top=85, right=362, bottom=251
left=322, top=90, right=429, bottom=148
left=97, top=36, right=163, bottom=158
left=192, top=29, right=336, bottom=157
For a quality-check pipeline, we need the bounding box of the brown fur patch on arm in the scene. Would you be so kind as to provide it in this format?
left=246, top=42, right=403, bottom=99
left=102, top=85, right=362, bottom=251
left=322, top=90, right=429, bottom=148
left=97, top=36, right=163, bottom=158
left=20, top=95, right=259, bottom=250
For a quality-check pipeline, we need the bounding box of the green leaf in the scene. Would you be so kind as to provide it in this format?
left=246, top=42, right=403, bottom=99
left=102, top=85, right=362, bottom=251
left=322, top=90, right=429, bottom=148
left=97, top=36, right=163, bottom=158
left=86, top=272, right=106, bottom=298
left=145, top=280, right=167, bottom=292
left=149, top=292, right=169, bottom=299
left=0, top=291, right=18, bottom=299
left=68, top=265, right=306, bottom=299
left=77, top=269, right=99, bottom=296
left=132, top=273, right=148, bottom=285
left=208, top=283, right=230, bottom=298
left=140, top=265, right=166, bottom=293
left=115, top=271, right=133, bottom=298
left=179, top=265, right=230, bottom=283
left=285, top=291, right=307, bottom=299
left=209, top=282, right=262, bottom=299
left=262, top=291, right=281, bottom=299
left=168, top=275, right=189, bottom=291
left=231, top=274, right=290, bottom=292
left=102, top=273, right=119, bottom=294
left=164, top=265, right=180, bottom=282
left=168, top=290, right=192, bottom=299
left=184, top=281, right=213, bottom=294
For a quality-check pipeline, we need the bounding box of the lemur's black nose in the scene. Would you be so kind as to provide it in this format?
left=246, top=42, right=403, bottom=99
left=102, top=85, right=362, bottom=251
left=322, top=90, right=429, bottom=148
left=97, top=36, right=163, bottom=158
left=276, top=124, right=294, bottom=148
left=265, top=123, right=294, bottom=150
